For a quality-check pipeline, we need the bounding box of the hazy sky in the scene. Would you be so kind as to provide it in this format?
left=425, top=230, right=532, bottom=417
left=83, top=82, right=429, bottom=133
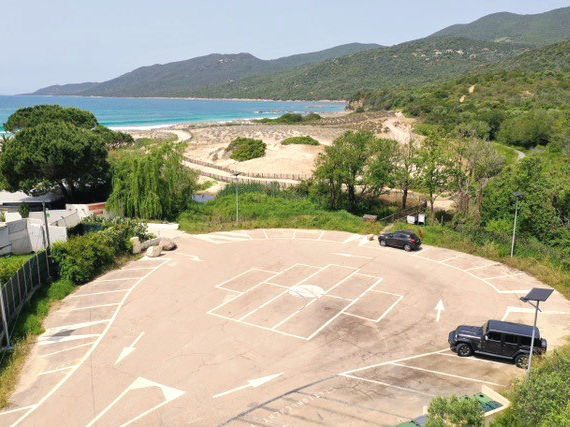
left=2, top=0, right=569, bottom=94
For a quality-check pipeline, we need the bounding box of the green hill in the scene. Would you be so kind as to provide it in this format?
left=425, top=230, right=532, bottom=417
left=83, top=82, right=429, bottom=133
left=186, top=37, right=528, bottom=100
left=29, top=43, right=381, bottom=97
left=430, top=6, right=570, bottom=46
left=353, top=40, right=570, bottom=132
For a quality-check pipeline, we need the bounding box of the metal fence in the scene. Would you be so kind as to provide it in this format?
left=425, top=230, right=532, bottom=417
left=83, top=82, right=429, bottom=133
left=184, top=156, right=311, bottom=181
left=0, top=252, right=51, bottom=348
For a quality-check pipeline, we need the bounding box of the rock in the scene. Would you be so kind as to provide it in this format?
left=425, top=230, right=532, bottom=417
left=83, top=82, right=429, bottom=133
left=367, top=234, right=375, bottom=241
left=146, top=245, right=162, bottom=258
left=130, top=237, right=141, bottom=254
left=159, top=239, right=177, bottom=251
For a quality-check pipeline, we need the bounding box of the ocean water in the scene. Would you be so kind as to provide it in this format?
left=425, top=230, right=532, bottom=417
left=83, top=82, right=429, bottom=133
left=0, top=95, right=345, bottom=133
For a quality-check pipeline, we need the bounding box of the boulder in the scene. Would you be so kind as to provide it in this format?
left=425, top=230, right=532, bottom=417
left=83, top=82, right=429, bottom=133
left=159, top=239, right=177, bottom=251
left=146, top=245, right=162, bottom=258
left=130, top=237, right=141, bottom=254
left=367, top=234, right=375, bottom=241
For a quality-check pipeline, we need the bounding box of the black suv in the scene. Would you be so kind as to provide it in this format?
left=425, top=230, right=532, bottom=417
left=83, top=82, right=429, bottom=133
left=378, top=231, right=421, bottom=251
left=448, top=320, right=547, bottom=368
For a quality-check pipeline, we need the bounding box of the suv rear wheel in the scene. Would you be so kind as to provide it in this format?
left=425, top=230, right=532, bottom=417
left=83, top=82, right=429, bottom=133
left=404, top=244, right=412, bottom=252
left=515, top=353, right=529, bottom=369
left=457, top=343, right=473, bottom=357
left=380, top=240, right=387, bottom=247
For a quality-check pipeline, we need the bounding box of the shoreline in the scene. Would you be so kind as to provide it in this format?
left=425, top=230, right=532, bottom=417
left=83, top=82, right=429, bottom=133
left=16, top=93, right=348, bottom=104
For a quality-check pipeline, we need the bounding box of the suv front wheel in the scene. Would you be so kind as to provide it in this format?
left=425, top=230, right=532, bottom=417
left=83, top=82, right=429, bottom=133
left=380, top=240, right=387, bottom=247
left=404, top=244, right=412, bottom=252
left=515, top=353, right=529, bottom=369
left=457, top=343, right=473, bottom=357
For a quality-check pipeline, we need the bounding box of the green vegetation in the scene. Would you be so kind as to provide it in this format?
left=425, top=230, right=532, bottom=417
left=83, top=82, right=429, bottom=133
left=426, top=395, right=483, bottom=427
left=17, top=203, right=29, bottom=219
left=0, top=255, right=32, bottom=284
left=3, top=105, right=98, bottom=132
left=225, top=137, right=266, bottom=161
left=179, top=183, right=380, bottom=234
left=190, top=38, right=527, bottom=100
left=107, top=142, right=198, bottom=220
left=430, top=6, right=570, bottom=47
left=32, top=44, right=380, bottom=98
left=281, top=136, right=319, bottom=145
left=254, top=112, right=321, bottom=124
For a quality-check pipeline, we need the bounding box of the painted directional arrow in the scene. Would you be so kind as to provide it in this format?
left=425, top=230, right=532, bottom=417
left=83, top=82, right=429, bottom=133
left=87, top=377, right=185, bottom=427
left=333, top=253, right=373, bottom=260
left=173, top=253, right=202, bottom=261
left=116, top=332, right=145, bottom=364
left=435, top=299, right=445, bottom=323
left=213, top=373, right=282, bottom=398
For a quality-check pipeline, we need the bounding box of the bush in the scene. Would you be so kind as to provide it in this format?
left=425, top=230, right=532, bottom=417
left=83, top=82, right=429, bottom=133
left=426, top=395, right=483, bottom=427
left=254, top=113, right=321, bottom=124
left=281, top=136, right=320, bottom=145
left=18, top=204, right=29, bottom=219
left=225, top=137, right=266, bottom=161
left=0, top=255, right=32, bottom=283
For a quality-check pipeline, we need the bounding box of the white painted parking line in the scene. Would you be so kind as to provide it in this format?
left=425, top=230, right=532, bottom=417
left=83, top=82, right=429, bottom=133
left=485, top=272, right=525, bottom=280
left=69, top=289, right=129, bottom=298
left=120, top=267, right=157, bottom=271
left=501, top=305, right=568, bottom=321
left=358, top=237, right=370, bottom=246
left=172, top=252, right=202, bottom=261
left=341, top=374, right=436, bottom=397
left=340, top=349, right=449, bottom=375
left=0, top=405, right=37, bottom=417
left=390, top=363, right=504, bottom=386
left=38, top=366, right=75, bottom=376
left=239, top=289, right=290, bottom=321
left=42, top=319, right=110, bottom=334
left=60, top=303, right=121, bottom=312
left=93, top=278, right=140, bottom=283
left=318, top=230, right=325, bottom=240
left=439, top=256, right=458, bottom=263
left=464, top=263, right=500, bottom=271
left=37, top=334, right=101, bottom=346
left=342, top=234, right=361, bottom=244
left=436, top=352, right=514, bottom=366
left=40, top=341, right=96, bottom=358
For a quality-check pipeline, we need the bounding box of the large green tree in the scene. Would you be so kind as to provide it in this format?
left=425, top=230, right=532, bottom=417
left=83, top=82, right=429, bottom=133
left=107, top=143, right=198, bottom=220
left=3, top=104, right=98, bottom=132
left=314, top=131, right=397, bottom=212
left=0, top=121, right=110, bottom=202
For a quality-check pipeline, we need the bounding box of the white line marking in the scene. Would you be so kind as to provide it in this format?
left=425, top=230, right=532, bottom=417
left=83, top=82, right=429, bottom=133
left=340, top=348, right=449, bottom=375
left=38, top=366, right=74, bottom=376
left=120, top=267, right=156, bottom=271
left=390, top=363, right=504, bottom=386
left=239, top=290, right=289, bottom=321
left=484, top=272, right=525, bottom=280
left=333, top=253, right=373, bottom=260
left=501, top=305, right=568, bottom=321
left=116, top=332, right=145, bottom=364
left=436, top=352, right=514, bottom=366
left=435, top=299, right=445, bottom=323
left=60, top=303, right=120, bottom=312
left=340, top=374, right=436, bottom=397
left=86, top=377, right=185, bottom=427
left=325, top=269, right=365, bottom=295
left=171, top=252, right=202, bottom=261
left=93, top=278, right=140, bottom=282
left=375, top=294, right=403, bottom=323
left=0, top=405, right=37, bottom=417
left=263, top=229, right=269, bottom=239
left=358, top=237, right=370, bottom=246
left=37, top=334, right=101, bottom=346
left=271, top=298, right=318, bottom=330
left=439, top=256, right=458, bottom=263
left=318, top=230, right=325, bottom=240
left=42, top=319, right=110, bottom=334
left=464, top=263, right=500, bottom=271
left=213, top=373, right=282, bottom=399
left=40, top=341, right=96, bottom=357
left=209, top=311, right=309, bottom=340
left=14, top=259, right=170, bottom=425
left=69, top=289, right=129, bottom=298
left=292, top=230, right=297, bottom=239
left=342, top=234, right=361, bottom=244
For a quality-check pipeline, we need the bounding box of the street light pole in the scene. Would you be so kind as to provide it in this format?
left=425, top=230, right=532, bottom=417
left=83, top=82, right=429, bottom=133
left=510, top=191, right=524, bottom=258
left=520, top=288, right=553, bottom=374
left=527, top=300, right=539, bottom=372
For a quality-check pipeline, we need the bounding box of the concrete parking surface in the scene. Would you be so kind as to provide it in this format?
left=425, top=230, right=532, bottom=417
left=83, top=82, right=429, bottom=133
left=2, top=229, right=569, bottom=426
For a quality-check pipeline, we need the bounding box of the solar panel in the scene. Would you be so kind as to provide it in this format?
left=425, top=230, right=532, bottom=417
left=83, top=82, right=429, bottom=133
left=522, top=288, right=553, bottom=302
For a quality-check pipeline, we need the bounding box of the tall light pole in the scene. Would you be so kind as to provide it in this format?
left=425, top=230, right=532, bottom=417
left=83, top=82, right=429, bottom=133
left=232, top=172, right=241, bottom=225
left=510, top=191, right=524, bottom=258
left=520, top=288, right=553, bottom=373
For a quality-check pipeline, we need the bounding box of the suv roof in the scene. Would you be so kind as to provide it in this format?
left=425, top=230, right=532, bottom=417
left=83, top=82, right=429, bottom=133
left=394, top=231, right=417, bottom=237
left=486, top=320, right=539, bottom=338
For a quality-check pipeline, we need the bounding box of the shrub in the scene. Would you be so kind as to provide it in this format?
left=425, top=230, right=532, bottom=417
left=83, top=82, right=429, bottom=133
left=18, top=204, right=29, bottom=219
left=0, top=255, right=32, bottom=283
left=225, top=137, right=266, bottom=161
left=281, top=136, right=320, bottom=146
left=426, top=395, right=483, bottom=427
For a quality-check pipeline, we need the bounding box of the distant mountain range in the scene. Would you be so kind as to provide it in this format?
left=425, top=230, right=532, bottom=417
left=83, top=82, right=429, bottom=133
left=29, top=6, right=570, bottom=100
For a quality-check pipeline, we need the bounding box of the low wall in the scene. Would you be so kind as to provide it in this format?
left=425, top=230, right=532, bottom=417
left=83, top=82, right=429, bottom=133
left=0, top=218, right=67, bottom=255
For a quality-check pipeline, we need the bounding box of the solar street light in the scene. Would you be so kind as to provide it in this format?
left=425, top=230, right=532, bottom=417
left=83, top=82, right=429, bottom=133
left=520, top=288, right=553, bottom=372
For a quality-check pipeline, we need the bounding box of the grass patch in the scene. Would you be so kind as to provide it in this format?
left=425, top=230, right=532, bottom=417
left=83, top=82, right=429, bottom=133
left=253, top=113, right=321, bottom=124
left=281, top=136, right=320, bottom=146
left=225, top=137, right=266, bottom=161
left=493, top=142, right=519, bottom=165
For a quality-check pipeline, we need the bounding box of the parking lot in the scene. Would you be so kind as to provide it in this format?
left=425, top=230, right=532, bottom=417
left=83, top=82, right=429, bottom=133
left=2, top=229, right=569, bottom=426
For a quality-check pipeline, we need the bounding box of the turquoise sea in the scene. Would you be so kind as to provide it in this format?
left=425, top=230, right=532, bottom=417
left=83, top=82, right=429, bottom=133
left=0, top=95, right=345, bottom=133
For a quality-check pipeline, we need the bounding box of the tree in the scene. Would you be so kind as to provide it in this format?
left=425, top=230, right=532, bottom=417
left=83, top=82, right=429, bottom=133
left=426, top=395, right=483, bottom=427
left=393, top=138, right=419, bottom=209
left=0, top=121, right=110, bottom=202
left=3, top=105, right=98, bottom=132
left=107, top=143, right=198, bottom=220
left=314, top=131, right=397, bottom=212
left=416, top=132, right=454, bottom=215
